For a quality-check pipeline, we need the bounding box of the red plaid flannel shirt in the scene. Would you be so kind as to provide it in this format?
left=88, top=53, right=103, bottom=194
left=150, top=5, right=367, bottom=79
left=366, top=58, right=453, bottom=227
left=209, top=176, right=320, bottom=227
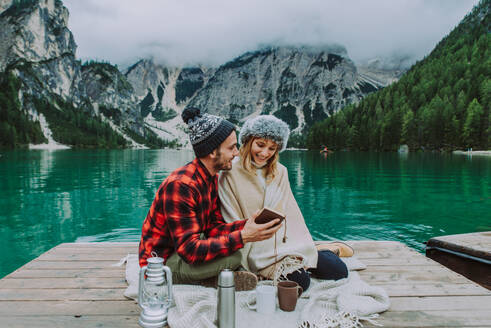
left=139, top=158, right=246, bottom=266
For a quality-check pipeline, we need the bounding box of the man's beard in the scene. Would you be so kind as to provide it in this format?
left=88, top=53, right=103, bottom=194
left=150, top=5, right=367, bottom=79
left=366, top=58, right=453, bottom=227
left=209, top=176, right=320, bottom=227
left=213, top=151, right=232, bottom=171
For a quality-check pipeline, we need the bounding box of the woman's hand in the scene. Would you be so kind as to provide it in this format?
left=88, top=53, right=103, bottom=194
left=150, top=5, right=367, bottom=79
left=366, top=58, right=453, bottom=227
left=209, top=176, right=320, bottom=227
left=240, top=212, right=282, bottom=243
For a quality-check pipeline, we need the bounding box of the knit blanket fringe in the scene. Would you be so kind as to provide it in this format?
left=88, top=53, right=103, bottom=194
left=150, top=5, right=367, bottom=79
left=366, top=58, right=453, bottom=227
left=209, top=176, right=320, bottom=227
left=273, top=256, right=306, bottom=284
left=299, top=312, right=382, bottom=328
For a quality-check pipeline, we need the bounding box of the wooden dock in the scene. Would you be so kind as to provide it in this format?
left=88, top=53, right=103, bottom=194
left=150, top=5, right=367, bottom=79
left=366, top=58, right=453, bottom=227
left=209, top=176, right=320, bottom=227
left=1, top=241, right=490, bottom=327
left=426, top=231, right=491, bottom=289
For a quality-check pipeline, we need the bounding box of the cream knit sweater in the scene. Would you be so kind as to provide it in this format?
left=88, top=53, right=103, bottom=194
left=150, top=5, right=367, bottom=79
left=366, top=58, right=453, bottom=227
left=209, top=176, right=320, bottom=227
left=218, top=158, right=318, bottom=274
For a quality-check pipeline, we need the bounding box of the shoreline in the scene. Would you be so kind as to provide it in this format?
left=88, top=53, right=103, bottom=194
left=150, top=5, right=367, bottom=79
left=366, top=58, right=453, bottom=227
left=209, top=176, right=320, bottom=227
left=29, top=143, right=71, bottom=150
left=452, top=150, right=491, bottom=156
left=3, top=147, right=491, bottom=154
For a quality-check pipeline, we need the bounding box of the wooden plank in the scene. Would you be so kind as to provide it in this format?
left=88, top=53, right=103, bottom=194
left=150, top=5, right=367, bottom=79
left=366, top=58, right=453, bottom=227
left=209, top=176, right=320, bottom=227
left=388, top=295, right=491, bottom=311
left=50, top=240, right=416, bottom=254
left=352, top=245, right=407, bottom=253
left=360, top=265, right=465, bottom=273
left=3, top=271, right=475, bottom=292
left=1, top=282, right=488, bottom=301
left=45, top=245, right=136, bottom=252
left=55, top=242, right=138, bottom=248
left=369, top=310, right=491, bottom=327
left=0, top=316, right=487, bottom=328
left=368, top=282, right=490, bottom=297
left=5, top=268, right=124, bottom=279
left=1, top=296, right=489, bottom=316
left=427, top=234, right=491, bottom=260
left=36, top=252, right=431, bottom=265
left=46, top=240, right=411, bottom=257
left=317, top=240, right=407, bottom=252
left=2, top=310, right=488, bottom=328
left=0, top=315, right=139, bottom=328
left=355, top=251, right=424, bottom=260
left=317, top=241, right=434, bottom=265
left=23, top=261, right=119, bottom=270
left=431, top=231, right=491, bottom=254
left=53, top=242, right=137, bottom=249
left=4, top=257, right=121, bottom=277
left=42, top=249, right=135, bottom=258
left=0, top=277, right=127, bottom=289
left=426, top=232, right=491, bottom=289
left=0, top=300, right=138, bottom=316
left=358, top=267, right=472, bottom=284
left=47, top=246, right=137, bottom=253
left=54, top=240, right=409, bottom=251
left=0, top=288, right=127, bottom=301
left=37, top=249, right=426, bottom=261
left=36, top=253, right=131, bottom=261
left=359, top=257, right=440, bottom=266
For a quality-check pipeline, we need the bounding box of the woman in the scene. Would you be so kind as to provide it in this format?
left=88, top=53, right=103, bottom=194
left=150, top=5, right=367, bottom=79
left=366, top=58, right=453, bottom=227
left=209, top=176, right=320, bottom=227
left=218, top=115, right=348, bottom=291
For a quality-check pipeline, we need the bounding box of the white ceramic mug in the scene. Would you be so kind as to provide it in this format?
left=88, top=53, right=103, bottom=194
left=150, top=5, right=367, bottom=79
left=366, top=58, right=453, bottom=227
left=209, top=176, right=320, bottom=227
left=247, top=285, right=276, bottom=314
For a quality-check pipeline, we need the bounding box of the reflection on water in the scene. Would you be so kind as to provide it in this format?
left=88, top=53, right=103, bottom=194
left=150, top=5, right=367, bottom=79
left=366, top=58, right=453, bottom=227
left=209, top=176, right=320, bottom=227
left=76, top=227, right=141, bottom=242
left=0, top=149, right=195, bottom=278
left=0, top=149, right=489, bottom=278
left=283, top=151, right=490, bottom=251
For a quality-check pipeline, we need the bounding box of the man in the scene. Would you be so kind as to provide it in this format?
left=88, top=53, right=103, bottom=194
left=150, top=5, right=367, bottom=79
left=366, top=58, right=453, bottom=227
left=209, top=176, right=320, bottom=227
left=139, top=107, right=282, bottom=289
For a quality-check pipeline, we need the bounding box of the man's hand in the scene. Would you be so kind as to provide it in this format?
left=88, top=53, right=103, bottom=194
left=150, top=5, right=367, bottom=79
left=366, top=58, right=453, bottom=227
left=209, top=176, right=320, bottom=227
left=241, top=212, right=283, bottom=243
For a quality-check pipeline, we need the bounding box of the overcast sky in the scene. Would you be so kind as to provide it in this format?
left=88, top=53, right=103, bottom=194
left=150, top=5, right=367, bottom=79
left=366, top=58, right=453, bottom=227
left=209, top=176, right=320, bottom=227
left=63, top=0, right=479, bottom=68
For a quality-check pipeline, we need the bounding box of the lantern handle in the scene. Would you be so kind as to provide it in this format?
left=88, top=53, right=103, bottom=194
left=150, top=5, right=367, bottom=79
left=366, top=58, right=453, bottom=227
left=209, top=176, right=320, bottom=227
left=163, top=265, right=173, bottom=304
left=138, top=265, right=147, bottom=309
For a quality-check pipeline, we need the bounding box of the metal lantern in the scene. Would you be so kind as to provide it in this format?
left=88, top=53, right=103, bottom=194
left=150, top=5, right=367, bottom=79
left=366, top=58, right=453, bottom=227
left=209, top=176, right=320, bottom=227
left=138, top=255, right=173, bottom=328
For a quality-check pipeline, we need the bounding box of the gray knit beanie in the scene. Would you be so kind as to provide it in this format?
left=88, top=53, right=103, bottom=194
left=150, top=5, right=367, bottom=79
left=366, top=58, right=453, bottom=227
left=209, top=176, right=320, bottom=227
left=239, top=115, right=290, bottom=152
left=181, top=107, right=235, bottom=157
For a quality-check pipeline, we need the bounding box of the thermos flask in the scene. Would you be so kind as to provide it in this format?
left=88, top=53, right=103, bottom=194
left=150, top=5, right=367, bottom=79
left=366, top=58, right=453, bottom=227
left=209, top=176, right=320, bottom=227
left=217, top=269, right=235, bottom=328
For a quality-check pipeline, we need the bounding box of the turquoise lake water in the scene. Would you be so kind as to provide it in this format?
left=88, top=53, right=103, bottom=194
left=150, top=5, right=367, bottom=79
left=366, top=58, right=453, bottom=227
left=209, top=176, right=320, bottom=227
left=0, top=149, right=490, bottom=278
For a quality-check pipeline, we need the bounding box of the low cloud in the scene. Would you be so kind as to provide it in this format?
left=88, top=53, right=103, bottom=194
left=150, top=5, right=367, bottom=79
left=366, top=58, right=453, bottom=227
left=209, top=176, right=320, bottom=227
left=63, top=0, right=479, bottom=68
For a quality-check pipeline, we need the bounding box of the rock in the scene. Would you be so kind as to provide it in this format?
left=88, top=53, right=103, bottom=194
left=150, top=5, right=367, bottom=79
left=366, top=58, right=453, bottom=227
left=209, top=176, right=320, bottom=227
left=398, top=144, right=409, bottom=153
left=0, top=0, right=84, bottom=106
left=126, top=46, right=402, bottom=140
left=82, top=61, right=143, bottom=135
left=0, top=0, right=13, bottom=13
left=0, top=0, right=146, bottom=146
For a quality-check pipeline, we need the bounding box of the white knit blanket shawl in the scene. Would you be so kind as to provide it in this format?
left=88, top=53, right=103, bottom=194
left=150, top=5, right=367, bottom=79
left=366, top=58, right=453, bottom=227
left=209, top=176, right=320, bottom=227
left=218, top=159, right=318, bottom=273
left=121, top=255, right=390, bottom=328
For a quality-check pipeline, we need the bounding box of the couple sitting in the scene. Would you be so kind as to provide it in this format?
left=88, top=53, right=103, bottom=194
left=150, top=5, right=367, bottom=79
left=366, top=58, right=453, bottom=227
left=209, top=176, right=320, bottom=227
left=139, top=107, right=349, bottom=292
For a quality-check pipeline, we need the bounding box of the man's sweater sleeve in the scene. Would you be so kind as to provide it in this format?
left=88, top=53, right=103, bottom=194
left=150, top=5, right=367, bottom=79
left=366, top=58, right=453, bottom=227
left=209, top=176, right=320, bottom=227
left=206, top=191, right=246, bottom=237
left=164, top=180, right=244, bottom=264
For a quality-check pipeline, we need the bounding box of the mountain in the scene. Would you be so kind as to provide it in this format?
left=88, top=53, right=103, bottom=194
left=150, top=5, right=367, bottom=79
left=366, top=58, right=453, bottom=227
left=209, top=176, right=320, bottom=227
left=124, top=60, right=216, bottom=143
left=0, top=0, right=152, bottom=149
left=81, top=61, right=142, bottom=138
left=0, top=0, right=403, bottom=149
left=188, top=46, right=388, bottom=129
left=0, top=0, right=83, bottom=103
left=125, top=47, right=402, bottom=146
left=307, top=0, right=491, bottom=151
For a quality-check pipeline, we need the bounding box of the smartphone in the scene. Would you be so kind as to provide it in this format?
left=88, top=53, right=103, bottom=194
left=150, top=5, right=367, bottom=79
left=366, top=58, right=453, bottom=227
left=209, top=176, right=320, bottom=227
left=254, top=207, right=285, bottom=226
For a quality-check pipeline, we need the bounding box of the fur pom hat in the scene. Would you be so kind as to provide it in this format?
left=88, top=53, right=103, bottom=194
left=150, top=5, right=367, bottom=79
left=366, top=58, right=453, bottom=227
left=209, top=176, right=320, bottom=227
left=239, top=115, right=290, bottom=152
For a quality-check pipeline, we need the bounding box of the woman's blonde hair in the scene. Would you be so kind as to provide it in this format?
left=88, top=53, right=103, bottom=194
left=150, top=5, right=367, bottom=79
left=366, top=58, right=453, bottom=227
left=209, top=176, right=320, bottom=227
left=240, top=136, right=280, bottom=182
